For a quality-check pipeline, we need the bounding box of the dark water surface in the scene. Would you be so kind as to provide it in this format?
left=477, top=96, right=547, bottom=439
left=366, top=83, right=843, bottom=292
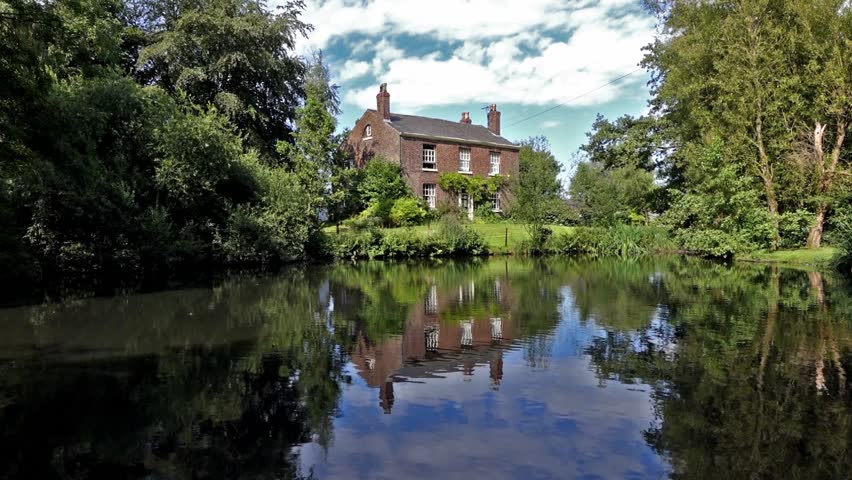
left=1, top=258, right=851, bottom=479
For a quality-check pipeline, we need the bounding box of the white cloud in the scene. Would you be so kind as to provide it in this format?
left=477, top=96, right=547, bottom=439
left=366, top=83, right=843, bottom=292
left=337, top=60, right=370, bottom=81
left=542, top=120, right=562, bottom=128
left=291, top=0, right=654, bottom=112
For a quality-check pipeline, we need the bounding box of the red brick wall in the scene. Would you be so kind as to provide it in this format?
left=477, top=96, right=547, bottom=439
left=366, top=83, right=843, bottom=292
left=346, top=110, right=401, bottom=167
left=399, top=137, right=519, bottom=209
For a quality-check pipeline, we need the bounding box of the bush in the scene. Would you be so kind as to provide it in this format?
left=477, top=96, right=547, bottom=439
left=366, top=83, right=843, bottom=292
left=330, top=228, right=384, bottom=259
left=675, top=229, right=741, bottom=258
left=516, top=224, right=552, bottom=254
left=545, top=225, right=673, bottom=258
left=436, top=215, right=488, bottom=256
left=358, top=158, right=410, bottom=204
left=833, top=216, right=852, bottom=275
left=779, top=210, right=814, bottom=249
left=474, top=204, right=500, bottom=222
left=390, top=198, right=428, bottom=226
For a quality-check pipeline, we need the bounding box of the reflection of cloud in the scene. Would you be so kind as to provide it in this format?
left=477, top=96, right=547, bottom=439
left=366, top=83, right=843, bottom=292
left=302, top=315, right=669, bottom=479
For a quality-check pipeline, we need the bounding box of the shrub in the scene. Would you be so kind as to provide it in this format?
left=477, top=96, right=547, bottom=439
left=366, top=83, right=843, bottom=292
left=833, top=216, right=852, bottom=275
left=330, top=228, right=384, bottom=259
left=390, top=198, right=428, bottom=226
left=435, top=215, right=488, bottom=255
left=358, top=157, right=410, bottom=204
left=675, top=229, right=741, bottom=258
left=474, top=204, right=500, bottom=222
left=779, top=210, right=814, bottom=249
left=545, top=225, right=673, bottom=258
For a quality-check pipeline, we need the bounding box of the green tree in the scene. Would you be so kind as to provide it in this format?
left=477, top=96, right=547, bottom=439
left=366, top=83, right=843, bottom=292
left=662, top=139, right=774, bottom=257
left=644, top=0, right=806, bottom=249
left=512, top=137, right=569, bottom=247
left=135, top=0, right=310, bottom=157
left=569, top=162, right=655, bottom=227
left=787, top=0, right=852, bottom=248
left=580, top=114, right=666, bottom=172
left=357, top=157, right=411, bottom=206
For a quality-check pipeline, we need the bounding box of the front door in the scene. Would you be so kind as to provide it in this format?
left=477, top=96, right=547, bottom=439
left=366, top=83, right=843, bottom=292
left=459, top=193, right=473, bottom=220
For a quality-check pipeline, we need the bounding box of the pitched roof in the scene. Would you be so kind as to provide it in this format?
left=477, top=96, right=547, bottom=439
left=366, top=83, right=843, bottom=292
left=367, top=109, right=519, bottom=150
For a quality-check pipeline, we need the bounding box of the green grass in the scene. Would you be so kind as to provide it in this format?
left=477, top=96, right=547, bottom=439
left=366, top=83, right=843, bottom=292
left=738, top=247, right=837, bottom=268
left=325, top=223, right=573, bottom=254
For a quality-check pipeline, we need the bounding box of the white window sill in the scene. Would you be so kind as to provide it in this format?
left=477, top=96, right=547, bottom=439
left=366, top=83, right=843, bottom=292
left=492, top=209, right=503, bottom=213
left=458, top=170, right=473, bottom=175
left=362, top=136, right=373, bottom=141
left=422, top=168, right=439, bottom=172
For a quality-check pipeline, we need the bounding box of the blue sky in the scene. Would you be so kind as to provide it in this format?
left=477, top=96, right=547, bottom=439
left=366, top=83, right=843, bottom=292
left=292, top=0, right=657, bottom=182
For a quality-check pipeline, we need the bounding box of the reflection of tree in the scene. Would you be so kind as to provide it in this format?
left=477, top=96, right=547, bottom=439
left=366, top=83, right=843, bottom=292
left=583, top=262, right=852, bottom=479
left=0, top=270, right=345, bottom=479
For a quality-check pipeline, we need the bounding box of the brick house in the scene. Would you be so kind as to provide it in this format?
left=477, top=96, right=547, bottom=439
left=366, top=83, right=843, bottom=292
left=347, top=83, right=520, bottom=217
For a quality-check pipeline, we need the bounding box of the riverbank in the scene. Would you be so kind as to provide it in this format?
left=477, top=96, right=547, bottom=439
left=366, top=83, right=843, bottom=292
left=326, top=223, right=574, bottom=254
left=736, top=247, right=837, bottom=269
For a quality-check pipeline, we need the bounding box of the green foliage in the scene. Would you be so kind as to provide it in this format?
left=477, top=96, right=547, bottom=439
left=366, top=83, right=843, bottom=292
left=0, top=0, right=321, bottom=291
left=439, top=172, right=506, bottom=205
left=389, top=198, right=428, bottom=227
left=779, top=210, right=815, bottom=250
left=328, top=216, right=487, bottom=260
left=545, top=225, right=673, bottom=258
left=135, top=0, right=310, bottom=157
left=512, top=137, right=567, bottom=226
left=661, top=140, right=774, bottom=257
left=358, top=157, right=410, bottom=205
left=569, top=162, right=655, bottom=226
left=580, top=114, right=663, bottom=172
left=833, top=216, right=852, bottom=274
left=435, top=215, right=488, bottom=256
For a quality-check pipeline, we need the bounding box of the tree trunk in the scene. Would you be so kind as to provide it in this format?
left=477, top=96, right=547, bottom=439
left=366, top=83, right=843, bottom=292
left=807, top=204, right=826, bottom=249
left=765, top=180, right=780, bottom=250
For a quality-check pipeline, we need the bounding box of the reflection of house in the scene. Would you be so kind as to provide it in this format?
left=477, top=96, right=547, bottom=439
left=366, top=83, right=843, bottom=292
left=348, top=278, right=517, bottom=413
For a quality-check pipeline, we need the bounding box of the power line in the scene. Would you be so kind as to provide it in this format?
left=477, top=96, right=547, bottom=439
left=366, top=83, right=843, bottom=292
left=506, top=67, right=645, bottom=128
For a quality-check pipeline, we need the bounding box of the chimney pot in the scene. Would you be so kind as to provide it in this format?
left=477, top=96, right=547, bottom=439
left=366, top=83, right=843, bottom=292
left=460, top=112, right=472, bottom=124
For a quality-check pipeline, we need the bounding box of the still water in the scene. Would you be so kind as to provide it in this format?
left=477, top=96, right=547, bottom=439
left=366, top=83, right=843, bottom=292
left=1, top=258, right=851, bottom=479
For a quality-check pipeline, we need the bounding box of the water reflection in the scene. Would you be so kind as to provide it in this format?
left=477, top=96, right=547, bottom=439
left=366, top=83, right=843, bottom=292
left=0, top=258, right=851, bottom=479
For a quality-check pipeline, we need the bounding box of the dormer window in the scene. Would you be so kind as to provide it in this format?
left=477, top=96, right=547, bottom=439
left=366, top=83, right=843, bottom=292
left=364, top=124, right=372, bottom=139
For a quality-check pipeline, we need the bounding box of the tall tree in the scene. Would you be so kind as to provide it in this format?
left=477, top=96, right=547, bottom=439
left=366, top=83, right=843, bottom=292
left=277, top=54, right=340, bottom=235
left=135, top=0, right=310, bottom=158
left=645, top=0, right=804, bottom=249
left=513, top=136, right=569, bottom=228
left=790, top=0, right=852, bottom=248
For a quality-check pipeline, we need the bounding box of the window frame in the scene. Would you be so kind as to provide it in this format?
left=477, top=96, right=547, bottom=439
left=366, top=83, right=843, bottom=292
left=364, top=124, right=372, bottom=139
left=458, top=147, right=472, bottom=173
left=422, top=144, right=437, bottom=170
left=490, top=191, right=501, bottom=212
left=423, top=183, right=437, bottom=208
left=489, top=151, right=501, bottom=175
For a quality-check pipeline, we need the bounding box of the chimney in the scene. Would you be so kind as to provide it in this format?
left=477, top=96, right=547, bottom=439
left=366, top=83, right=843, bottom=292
left=460, top=112, right=472, bottom=124
left=376, top=83, right=391, bottom=120
left=487, top=104, right=501, bottom=136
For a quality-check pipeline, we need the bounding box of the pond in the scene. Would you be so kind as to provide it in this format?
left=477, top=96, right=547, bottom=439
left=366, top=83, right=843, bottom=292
left=1, top=257, right=851, bottom=479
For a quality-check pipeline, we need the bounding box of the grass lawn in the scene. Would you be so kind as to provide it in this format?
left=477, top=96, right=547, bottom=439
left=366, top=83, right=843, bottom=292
left=738, top=247, right=837, bottom=268
left=325, top=223, right=573, bottom=253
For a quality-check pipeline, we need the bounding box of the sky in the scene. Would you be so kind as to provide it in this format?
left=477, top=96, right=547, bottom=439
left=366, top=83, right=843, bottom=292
left=290, top=0, right=658, bottom=181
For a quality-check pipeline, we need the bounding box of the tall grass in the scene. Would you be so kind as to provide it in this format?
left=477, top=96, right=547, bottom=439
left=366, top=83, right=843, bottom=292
left=544, top=225, right=674, bottom=258
left=326, top=215, right=487, bottom=260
